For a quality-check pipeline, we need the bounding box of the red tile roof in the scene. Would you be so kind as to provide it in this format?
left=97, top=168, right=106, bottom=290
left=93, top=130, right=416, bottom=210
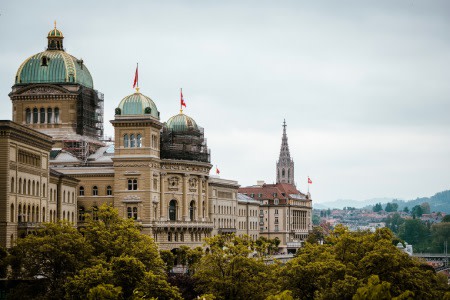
left=238, top=183, right=306, bottom=204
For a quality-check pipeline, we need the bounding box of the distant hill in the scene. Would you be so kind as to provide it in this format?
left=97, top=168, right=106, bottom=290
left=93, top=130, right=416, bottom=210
left=393, top=190, right=450, bottom=213
left=313, top=197, right=394, bottom=210
left=313, top=190, right=450, bottom=213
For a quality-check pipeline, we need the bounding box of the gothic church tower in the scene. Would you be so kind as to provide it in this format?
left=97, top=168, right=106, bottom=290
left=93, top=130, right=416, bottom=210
left=276, top=120, right=295, bottom=185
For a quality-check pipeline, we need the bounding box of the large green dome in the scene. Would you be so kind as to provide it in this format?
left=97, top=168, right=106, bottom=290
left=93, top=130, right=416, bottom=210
left=15, top=50, right=94, bottom=88
left=15, top=25, right=93, bottom=88
left=116, top=91, right=160, bottom=119
left=166, top=112, right=199, bottom=132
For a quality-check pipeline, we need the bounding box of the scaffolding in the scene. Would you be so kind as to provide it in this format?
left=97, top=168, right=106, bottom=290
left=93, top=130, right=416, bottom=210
left=76, top=86, right=104, bottom=140
left=160, top=126, right=210, bottom=163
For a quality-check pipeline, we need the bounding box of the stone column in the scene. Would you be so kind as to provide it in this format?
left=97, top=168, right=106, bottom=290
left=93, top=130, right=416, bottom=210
left=197, top=176, right=202, bottom=221
left=204, top=177, right=209, bottom=221
left=182, top=174, right=188, bottom=221
left=160, top=173, right=166, bottom=220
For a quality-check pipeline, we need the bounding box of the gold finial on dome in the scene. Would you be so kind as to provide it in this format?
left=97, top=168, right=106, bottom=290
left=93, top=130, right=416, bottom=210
left=135, top=87, right=140, bottom=93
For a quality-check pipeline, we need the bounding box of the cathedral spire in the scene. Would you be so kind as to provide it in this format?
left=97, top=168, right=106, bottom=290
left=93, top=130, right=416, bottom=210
left=276, top=119, right=295, bottom=185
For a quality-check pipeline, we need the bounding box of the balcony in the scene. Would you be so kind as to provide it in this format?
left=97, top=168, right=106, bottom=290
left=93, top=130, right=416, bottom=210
left=152, top=221, right=214, bottom=231
left=218, top=228, right=237, bottom=234
left=18, top=222, right=40, bottom=229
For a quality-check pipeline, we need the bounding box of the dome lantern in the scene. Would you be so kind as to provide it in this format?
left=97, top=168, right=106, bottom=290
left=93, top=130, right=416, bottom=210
left=47, top=21, right=64, bottom=50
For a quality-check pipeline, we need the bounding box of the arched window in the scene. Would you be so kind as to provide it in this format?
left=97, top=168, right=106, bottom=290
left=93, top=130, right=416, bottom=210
left=47, top=108, right=52, bottom=123
left=92, top=186, right=98, bottom=196
left=33, top=108, right=38, bottom=123
left=42, top=207, right=45, bottom=222
left=43, top=183, right=46, bottom=197
left=169, top=200, right=177, bottom=221
left=19, top=178, right=22, bottom=194
left=130, top=134, right=135, bottom=148
left=127, top=207, right=132, bottom=219
left=11, top=177, right=14, bottom=193
left=54, top=107, right=60, bottom=123
left=79, top=206, right=85, bottom=221
left=79, top=186, right=85, bottom=196
left=202, top=201, right=205, bottom=217
left=40, top=108, right=45, bottom=123
left=189, top=201, right=195, bottom=221
left=63, top=191, right=66, bottom=203
left=72, top=212, right=74, bottom=223
left=106, top=186, right=112, bottom=196
left=137, top=134, right=142, bottom=147
left=32, top=206, right=35, bottom=222
left=133, top=207, right=138, bottom=220
left=36, top=182, right=40, bottom=196
left=282, top=169, right=285, bottom=177
left=288, top=169, right=290, bottom=180
left=10, top=204, right=14, bottom=223
left=63, top=211, right=66, bottom=220
left=27, top=180, right=31, bottom=195
left=25, top=108, right=31, bottom=124
left=72, top=192, right=74, bottom=203
left=18, top=204, right=22, bottom=222
left=124, top=134, right=129, bottom=148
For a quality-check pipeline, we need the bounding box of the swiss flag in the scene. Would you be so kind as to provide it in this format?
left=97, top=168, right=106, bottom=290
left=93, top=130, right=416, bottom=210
left=216, top=166, right=220, bottom=174
left=308, top=177, right=312, bottom=184
left=133, top=65, right=138, bottom=88
left=180, top=89, right=186, bottom=108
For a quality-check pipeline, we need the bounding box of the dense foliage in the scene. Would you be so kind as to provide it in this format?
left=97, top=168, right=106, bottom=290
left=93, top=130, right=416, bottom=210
left=5, top=205, right=181, bottom=300
left=1, top=209, right=449, bottom=299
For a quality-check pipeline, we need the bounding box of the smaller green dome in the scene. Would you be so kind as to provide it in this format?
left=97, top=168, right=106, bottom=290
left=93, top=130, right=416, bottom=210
left=48, top=21, right=64, bottom=38
left=48, top=28, right=63, bottom=38
left=117, top=90, right=159, bottom=119
left=166, top=112, right=198, bottom=132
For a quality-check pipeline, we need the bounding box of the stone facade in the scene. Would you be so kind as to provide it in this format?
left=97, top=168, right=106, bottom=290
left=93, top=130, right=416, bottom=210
left=0, top=25, right=313, bottom=252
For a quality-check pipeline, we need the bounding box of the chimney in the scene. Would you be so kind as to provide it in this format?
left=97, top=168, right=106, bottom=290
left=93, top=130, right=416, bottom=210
left=256, top=180, right=265, bottom=186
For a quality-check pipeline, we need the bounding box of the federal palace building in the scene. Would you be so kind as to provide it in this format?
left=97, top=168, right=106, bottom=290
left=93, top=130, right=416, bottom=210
left=0, top=24, right=312, bottom=253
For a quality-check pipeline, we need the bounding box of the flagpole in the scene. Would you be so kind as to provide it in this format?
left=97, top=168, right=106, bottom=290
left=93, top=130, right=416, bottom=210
left=180, top=88, right=182, bottom=112
left=137, top=63, right=139, bottom=88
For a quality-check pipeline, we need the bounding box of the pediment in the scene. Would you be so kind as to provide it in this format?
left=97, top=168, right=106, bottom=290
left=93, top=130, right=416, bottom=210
left=15, top=84, right=70, bottom=96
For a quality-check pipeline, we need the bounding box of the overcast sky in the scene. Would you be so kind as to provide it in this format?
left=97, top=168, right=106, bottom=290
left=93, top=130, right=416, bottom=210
left=1, top=1, right=449, bottom=203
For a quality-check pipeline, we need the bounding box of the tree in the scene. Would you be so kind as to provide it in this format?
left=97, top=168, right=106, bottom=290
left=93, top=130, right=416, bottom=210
left=421, top=202, right=431, bottom=214
left=280, top=226, right=448, bottom=299
left=431, top=222, right=450, bottom=252
left=8, top=221, right=92, bottom=299
left=373, top=203, right=383, bottom=213
left=385, top=203, right=398, bottom=212
left=384, top=213, right=404, bottom=234
left=398, top=219, right=430, bottom=247
left=442, top=215, right=450, bottom=222
left=57, top=205, right=179, bottom=300
left=312, top=214, right=321, bottom=225
left=194, top=234, right=279, bottom=300
left=411, top=205, right=423, bottom=218
left=403, top=206, right=409, bottom=213
left=82, top=205, right=165, bottom=275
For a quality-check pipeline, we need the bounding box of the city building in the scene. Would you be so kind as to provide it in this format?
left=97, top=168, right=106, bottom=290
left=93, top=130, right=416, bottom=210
left=239, top=121, right=312, bottom=253
left=1, top=24, right=312, bottom=251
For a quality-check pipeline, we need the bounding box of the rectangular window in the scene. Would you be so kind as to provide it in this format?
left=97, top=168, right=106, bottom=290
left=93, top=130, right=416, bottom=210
left=275, top=225, right=279, bottom=232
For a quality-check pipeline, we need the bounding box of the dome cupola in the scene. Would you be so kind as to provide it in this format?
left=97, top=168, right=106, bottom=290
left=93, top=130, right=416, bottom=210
left=47, top=21, right=64, bottom=50
left=115, top=88, right=160, bottom=119
left=166, top=112, right=198, bottom=132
